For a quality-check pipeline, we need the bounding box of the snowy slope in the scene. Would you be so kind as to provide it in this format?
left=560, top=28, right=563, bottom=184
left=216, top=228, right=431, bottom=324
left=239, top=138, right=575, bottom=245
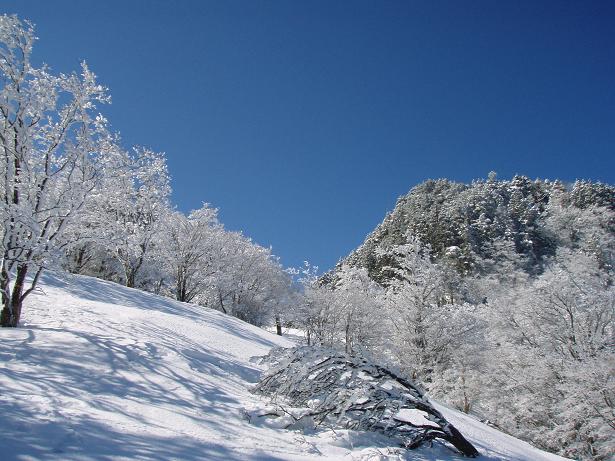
left=0, top=273, right=569, bottom=461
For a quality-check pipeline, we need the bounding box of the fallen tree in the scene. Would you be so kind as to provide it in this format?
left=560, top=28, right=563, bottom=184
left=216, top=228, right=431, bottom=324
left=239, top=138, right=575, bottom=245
left=253, top=346, right=479, bottom=457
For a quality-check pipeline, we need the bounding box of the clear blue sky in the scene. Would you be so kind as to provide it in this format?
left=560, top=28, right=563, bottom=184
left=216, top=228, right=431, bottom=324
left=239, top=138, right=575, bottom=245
left=4, top=1, right=614, bottom=271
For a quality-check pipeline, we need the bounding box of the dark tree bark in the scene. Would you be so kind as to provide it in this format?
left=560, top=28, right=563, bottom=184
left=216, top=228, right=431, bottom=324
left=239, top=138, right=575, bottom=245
left=0, top=264, right=28, bottom=327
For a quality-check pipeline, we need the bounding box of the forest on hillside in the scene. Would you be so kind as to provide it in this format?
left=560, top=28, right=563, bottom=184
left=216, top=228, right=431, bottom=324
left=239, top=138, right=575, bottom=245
left=0, top=14, right=294, bottom=331
left=1, top=13, right=613, bottom=461
left=307, top=175, right=614, bottom=460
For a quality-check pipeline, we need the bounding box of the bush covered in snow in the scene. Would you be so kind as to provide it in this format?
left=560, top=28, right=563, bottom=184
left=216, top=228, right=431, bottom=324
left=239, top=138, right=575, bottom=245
left=253, top=346, right=479, bottom=457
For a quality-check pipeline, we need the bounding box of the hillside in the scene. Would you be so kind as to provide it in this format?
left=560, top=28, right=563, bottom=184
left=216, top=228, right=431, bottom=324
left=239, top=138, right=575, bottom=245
left=0, top=272, right=569, bottom=460
left=343, top=176, right=614, bottom=283
left=321, top=175, right=614, bottom=460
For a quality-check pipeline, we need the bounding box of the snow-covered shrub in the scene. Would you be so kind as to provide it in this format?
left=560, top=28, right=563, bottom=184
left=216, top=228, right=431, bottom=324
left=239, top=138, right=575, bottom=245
left=253, top=346, right=479, bottom=457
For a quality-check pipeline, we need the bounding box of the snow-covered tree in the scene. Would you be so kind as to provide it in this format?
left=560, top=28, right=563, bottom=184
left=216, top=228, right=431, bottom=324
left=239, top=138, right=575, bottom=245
left=254, top=346, right=480, bottom=457
left=183, top=229, right=295, bottom=328
left=485, top=250, right=614, bottom=459
left=380, top=236, right=484, bottom=386
left=295, top=262, right=341, bottom=346
left=88, top=147, right=171, bottom=288
left=333, top=264, right=386, bottom=354
left=0, top=15, right=116, bottom=326
left=161, top=204, right=221, bottom=302
left=293, top=262, right=386, bottom=352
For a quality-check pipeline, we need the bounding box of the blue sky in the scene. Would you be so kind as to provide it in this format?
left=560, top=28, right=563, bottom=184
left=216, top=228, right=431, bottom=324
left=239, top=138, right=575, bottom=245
left=4, top=1, right=614, bottom=271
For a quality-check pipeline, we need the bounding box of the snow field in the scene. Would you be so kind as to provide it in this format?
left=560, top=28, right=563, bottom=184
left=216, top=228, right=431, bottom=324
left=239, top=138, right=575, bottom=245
left=0, top=273, right=569, bottom=460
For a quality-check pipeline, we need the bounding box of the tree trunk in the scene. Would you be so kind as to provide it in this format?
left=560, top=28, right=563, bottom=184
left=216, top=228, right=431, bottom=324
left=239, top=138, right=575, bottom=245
left=0, top=264, right=28, bottom=327
left=345, top=321, right=352, bottom=354
left=176, top=266, right=187, bottom=302
left=461, top=371, right=471, bottom=413
left=445, top=424, right=480, bottom=457
left=125, top=263, right=138, bottom=288
left=218, top=291, right=227, bottom=314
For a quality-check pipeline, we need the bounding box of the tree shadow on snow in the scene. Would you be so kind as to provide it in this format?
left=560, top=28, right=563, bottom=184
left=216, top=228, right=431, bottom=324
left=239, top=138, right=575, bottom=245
left=0, top=322, right=288, bottom=460
left=0, top=399, right=286, bottom=461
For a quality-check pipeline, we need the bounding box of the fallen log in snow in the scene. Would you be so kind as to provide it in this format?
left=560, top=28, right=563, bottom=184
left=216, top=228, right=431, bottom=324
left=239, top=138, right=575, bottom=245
left=253, top=346, right=480, bottom=457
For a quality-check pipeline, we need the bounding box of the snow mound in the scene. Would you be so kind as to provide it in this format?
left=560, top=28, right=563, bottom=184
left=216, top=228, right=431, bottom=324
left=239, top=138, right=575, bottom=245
left=0, top=272, right=569, bottom=460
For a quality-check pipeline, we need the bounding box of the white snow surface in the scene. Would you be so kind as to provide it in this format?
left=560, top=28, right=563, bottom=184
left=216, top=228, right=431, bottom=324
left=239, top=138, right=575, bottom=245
left=393, top=409, right=441, bottom=428
left=0, top=273, right=569, bottom=461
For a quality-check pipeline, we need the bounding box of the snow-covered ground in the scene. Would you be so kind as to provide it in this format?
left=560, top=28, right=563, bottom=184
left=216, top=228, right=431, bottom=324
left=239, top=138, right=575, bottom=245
left=0, top=273, right=569, bottom=460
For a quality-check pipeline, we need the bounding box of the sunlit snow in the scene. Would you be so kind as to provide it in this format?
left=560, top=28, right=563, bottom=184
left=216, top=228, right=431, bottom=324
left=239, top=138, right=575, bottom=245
left=0, top=272, right=569, bottom=460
